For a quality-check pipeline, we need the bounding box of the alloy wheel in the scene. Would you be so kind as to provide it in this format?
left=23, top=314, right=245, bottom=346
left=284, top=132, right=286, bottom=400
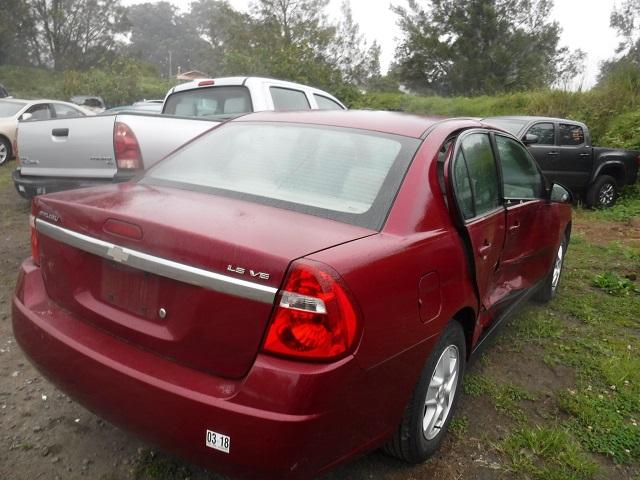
left=0, top=143, right=7, bottom=165
left=423, top=345, right=459, bottom=440
left=551, top=244, right=564, bottom=291
left=598, top=183, right=615, bottom=207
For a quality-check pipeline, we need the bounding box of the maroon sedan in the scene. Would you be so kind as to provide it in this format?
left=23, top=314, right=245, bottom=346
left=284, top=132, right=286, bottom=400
left=13, top=111, right=572, bottom=479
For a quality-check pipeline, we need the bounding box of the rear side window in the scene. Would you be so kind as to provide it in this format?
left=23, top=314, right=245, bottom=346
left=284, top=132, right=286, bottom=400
left=559, top=124, right=585, bottom=146
left=163, top=86, right=252, bottom=118
left=143, top=122, right=420, bottom=230
left=452, top=150, right=475, bottom=219
left=495, top=135, right=544, bottom=199
left=527, top=122, right=554, bottom=145
left=458, top=133, right=501, bottom=217
left=314, top=94, right=343, bottom=110
left=53, top=103, right=84, bottom=118
left=270, top=87, right=311, bottom=111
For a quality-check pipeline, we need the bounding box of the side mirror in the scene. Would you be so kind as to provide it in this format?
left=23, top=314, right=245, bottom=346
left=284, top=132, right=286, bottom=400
left=19, top=112, right=32, bottom=121
left=523, top=133, right=539, bottom=145
left=549, top=183, right=572, bottom=203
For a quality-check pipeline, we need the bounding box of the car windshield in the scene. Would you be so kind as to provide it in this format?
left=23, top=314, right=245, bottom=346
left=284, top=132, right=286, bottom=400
left=163, top=86, right=253, bottom=119
left=0, top=100, right=26, bottom=117
left=483, top=118, right=528, bottom=136
left=143, top=122, right=420, bottom=230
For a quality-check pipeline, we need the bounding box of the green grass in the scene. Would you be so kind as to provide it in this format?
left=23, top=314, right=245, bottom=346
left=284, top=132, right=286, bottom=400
left=498, top=426, right=598, bottom=480
left=578, top=184, right=640, bottom=223
left=464, top=374, right=536, bottom=420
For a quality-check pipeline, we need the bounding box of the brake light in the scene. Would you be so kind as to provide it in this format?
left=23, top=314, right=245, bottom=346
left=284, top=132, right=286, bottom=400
left=198, top=79, right=215, bottom=87
left=113, top=122, right=142, bottom=170
left=262, top=260, right=359, bottom=361
left=29, top=214, right=40, bottom=266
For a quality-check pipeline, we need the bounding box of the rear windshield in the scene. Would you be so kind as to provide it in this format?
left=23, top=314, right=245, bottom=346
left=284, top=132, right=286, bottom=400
left=163, top=86, right=253, bottom=119
left=142, top=122, right=420, bottom=230
left=0, top=100, right=26, bottom=117
left=483, top=118, right=527, bottom=136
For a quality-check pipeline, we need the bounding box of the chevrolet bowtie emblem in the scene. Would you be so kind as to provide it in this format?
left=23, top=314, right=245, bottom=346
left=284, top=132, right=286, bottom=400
left=107, top=246, right=129, bottom=263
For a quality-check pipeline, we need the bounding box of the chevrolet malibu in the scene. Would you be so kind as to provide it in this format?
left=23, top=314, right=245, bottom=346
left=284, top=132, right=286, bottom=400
left=13, top=111, right=572, bottom=479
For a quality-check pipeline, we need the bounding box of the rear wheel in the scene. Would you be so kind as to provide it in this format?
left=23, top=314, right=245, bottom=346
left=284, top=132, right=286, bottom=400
left=0, top=137, right=11, bottom=166
left=384, top=321, right=466, bottom=463
left=585, top=175, right=617, bottom=208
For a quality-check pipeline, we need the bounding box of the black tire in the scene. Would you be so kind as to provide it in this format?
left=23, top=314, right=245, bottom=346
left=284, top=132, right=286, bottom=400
left=383, top=321, right=466, bottom=463
left=533, top=237, right=567, bottom=303
left=0, top=137, right=11, bottom=166
left=585, top=175, right=618, bottom=209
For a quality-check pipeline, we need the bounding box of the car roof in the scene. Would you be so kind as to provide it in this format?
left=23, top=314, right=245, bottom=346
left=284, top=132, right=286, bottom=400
left=484, top=115, right=587, bottom=126
left=232, top=110, right=479, bottom=139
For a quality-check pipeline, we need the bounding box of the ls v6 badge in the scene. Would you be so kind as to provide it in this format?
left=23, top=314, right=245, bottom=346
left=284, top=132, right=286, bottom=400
left=227, top=265, right=270, bottom=280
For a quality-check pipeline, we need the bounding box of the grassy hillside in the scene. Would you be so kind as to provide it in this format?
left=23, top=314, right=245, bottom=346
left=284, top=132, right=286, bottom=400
left=2, top=63, right=640, bottom=149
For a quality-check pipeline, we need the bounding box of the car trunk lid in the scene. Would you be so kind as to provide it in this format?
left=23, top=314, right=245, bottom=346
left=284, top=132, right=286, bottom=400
left=33, top=184, right=375, bottom=378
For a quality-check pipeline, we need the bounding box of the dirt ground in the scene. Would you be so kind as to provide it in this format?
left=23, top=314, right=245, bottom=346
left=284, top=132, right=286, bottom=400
left=0, top=162, right=637, bottom=480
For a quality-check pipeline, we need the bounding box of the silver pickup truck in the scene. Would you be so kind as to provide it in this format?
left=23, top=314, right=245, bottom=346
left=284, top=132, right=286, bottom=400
left=13, top=77, right=345, bottom=199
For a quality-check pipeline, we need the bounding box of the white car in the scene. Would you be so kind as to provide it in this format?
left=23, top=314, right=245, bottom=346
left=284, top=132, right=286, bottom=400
left=0, top=99, right=94, bottom=165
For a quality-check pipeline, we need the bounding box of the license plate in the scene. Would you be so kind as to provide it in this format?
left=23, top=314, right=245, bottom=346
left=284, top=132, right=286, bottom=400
left=206, top=430, right=231, bottom=453
left=100, top=260, right=159, bottom=319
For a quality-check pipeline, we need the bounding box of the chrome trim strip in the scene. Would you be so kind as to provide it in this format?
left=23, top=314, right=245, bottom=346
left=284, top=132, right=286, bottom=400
left=35, top=219, right=278, bottom=304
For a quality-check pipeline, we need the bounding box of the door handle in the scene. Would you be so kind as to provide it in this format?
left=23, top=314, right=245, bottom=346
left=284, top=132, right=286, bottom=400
left=478, top=242, right=492, bottom=256
left=547, top=151, right=559, bottom=156
left=52, top=128, right=69, bottom=137
left=509, top=221, right=520, bottom=233
left=579, top=153, right=590, bottom=157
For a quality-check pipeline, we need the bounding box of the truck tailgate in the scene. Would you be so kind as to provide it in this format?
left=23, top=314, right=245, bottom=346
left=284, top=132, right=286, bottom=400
left=19, top=115, right=117, bottom=178
left=18, top=114, right=217, bottom=178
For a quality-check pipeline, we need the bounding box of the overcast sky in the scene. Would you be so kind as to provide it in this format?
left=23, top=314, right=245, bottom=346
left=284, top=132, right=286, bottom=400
left=124, top=0, right=622, bottom=89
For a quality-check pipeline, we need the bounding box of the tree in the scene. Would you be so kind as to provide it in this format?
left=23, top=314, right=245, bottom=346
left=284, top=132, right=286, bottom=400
left=127, top=2, right=210, bottom=77
left=393, top=0, right=568, bottom=95
left=0, top=0, right=37, bottom=66
left=611, top=0, right=640, bottom=56
left=330, top=1, right=381, bottom=89
left=26, top=0, right=128, bottom=70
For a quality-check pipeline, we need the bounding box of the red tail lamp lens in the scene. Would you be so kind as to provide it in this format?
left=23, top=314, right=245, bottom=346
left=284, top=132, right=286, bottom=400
left=263, top=261, right=359, bottom=361
left=114, top=122, right=143, bottom=170
left=29, top=214, right=40, bottom=266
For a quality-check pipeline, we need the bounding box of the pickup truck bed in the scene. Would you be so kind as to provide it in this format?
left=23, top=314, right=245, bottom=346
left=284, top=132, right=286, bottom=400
left=14, top=113, right=217, bottom=198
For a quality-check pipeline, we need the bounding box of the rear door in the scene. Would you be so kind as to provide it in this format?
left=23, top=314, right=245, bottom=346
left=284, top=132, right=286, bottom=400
left=18, top=115, right=117, bottom=178
left=449, top=131, right=506, bottom=314
left=493, top=133, right=559, bottom=292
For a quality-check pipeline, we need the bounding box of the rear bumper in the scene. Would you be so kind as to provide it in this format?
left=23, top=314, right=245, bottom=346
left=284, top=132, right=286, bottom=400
left=12, top=170, right=136, bottom=199
left=12, top=259, right=380, bottom=479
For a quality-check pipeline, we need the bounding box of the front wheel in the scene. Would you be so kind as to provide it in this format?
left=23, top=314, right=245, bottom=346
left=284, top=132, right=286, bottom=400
left=0, top=137, right=11, bottom=166
left=384, top=321, right=466, bottom=463
left=585, top=175, right=618, bottom=208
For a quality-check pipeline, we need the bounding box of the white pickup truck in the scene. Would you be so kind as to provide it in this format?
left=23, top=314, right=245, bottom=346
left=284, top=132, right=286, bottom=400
left=13, top=77, right=345, bottom=199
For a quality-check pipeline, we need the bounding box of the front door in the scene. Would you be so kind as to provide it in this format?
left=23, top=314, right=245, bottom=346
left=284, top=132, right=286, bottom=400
left=555, top=123, right=592, bottom=190
left=493, top=133, right=560, bottom=294
left=449, top=131, right=506, bottom=316
left=524, top=121, right=559, bottom=177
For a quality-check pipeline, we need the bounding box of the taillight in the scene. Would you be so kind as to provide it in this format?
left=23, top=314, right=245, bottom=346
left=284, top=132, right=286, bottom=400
left=262, top=260, right=359, bottom=361
left=29, top=214, right=40, bottom=266
left=113, top=122, right=142, bottom=170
